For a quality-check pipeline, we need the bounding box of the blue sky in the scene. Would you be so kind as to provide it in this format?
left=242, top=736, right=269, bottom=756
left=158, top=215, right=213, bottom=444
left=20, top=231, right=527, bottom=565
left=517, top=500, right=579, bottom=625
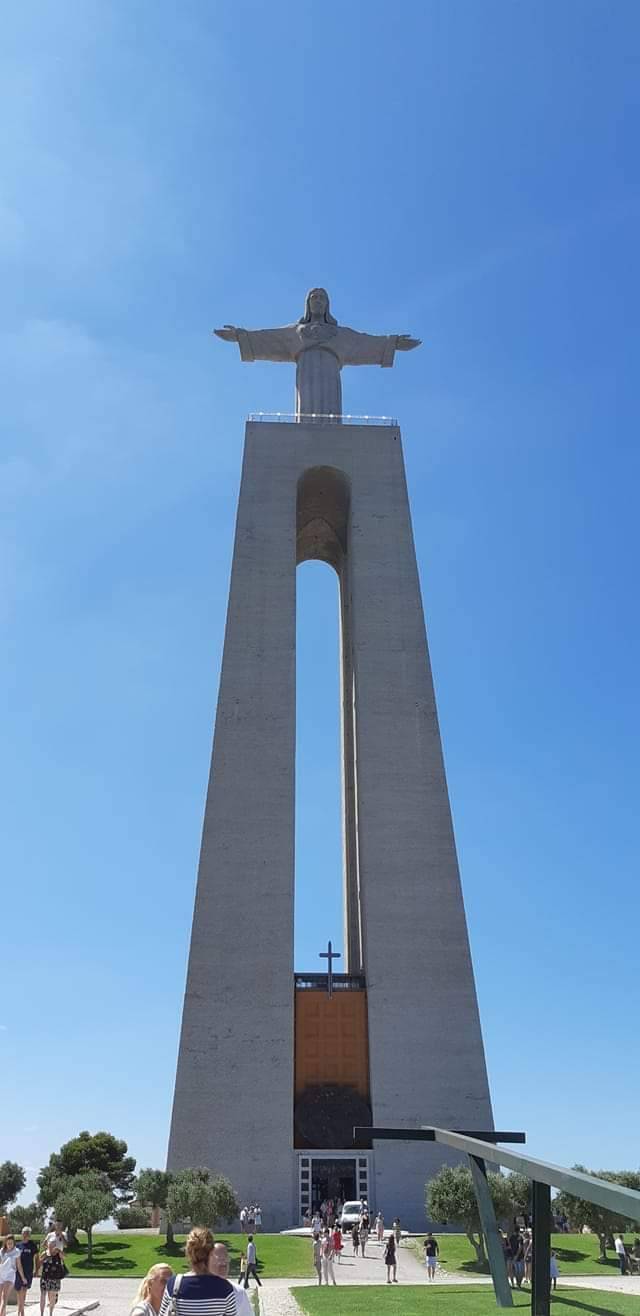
left=2, top=1, right=639, bottom=1206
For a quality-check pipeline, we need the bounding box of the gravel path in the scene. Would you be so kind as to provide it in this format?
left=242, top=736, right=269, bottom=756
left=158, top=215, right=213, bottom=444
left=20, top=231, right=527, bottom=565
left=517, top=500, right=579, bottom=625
left=259, top=1288, right=304, bottom=1316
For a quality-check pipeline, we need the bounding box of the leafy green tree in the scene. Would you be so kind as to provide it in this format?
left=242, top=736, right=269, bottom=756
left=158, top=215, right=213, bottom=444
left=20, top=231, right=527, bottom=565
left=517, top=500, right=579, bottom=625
left=0, top=1162, right=26, bottom=1213
left=9, top=1202, right=45, bottom=1233
left=554, top=1166, right=640, bottom=1260
left=114, top=1205, right=151, bottom=1230
left=209, top=1176, right=240, bottom=1226
left=505, top=1171, right=532, bottom=1220
left=38, top=1132, right=136, bottom=1210
left=166, top=1170, right=239, bottom=1233
left=52, top=1171, right=114, bottom=1262
left=426, top=1163, right=513, bottom=1265
left=136, top=1169, right=174, bottom=1243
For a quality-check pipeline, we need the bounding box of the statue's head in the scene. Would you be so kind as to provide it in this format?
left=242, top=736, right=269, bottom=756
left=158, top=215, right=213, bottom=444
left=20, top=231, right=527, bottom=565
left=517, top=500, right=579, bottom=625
left=300, top=287, right=337, bottom=325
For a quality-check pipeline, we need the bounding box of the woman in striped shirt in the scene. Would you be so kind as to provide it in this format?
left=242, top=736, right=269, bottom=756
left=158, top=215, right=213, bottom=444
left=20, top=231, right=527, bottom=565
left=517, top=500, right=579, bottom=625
left=159, top=1229, right=237, bottom=1316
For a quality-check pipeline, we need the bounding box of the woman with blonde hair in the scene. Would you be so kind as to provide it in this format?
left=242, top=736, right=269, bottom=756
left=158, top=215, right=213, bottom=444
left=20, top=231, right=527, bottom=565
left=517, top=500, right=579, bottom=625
left=159, top=1228, right=236, bottom=1315
left=130, top=1264, right=173, bottom=1316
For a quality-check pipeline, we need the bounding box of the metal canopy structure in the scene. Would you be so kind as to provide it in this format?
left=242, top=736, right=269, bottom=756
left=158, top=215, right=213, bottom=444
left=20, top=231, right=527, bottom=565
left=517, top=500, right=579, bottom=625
left=354, top=1124, right=640, bottom=1316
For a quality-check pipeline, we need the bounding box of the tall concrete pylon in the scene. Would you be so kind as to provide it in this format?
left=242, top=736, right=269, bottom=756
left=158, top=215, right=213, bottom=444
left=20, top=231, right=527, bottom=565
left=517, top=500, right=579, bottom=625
left=167, top=412, right=494, bottom=1230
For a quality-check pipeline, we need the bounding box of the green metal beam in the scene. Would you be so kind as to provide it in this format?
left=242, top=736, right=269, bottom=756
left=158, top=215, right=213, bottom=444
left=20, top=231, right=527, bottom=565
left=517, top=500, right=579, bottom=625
left=422, top=1128, right=640, bottom=1223
left=468, top=1154, right=513, bottom=1308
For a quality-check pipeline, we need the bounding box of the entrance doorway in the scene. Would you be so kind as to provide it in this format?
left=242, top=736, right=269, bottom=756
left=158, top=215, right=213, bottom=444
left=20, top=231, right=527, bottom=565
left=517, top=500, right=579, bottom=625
left=298, top=1153, right=371, bottom=1222
left=311, top=1158, right=356, bottom=1211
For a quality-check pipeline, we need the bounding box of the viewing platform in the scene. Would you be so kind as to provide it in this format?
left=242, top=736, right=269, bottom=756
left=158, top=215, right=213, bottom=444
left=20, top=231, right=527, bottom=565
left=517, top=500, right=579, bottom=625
left=248, top=411, right=398, bottom=426
left=294, top=971, right=366, bottom=991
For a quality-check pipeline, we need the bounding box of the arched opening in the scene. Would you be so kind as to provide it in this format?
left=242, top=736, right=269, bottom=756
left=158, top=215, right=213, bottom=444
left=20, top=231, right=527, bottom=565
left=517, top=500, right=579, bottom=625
left=294, top=558, right=342, bottom=971
left=294, top=466, right=362, bottom=975
left=294, top=468, right=371, bottom=1159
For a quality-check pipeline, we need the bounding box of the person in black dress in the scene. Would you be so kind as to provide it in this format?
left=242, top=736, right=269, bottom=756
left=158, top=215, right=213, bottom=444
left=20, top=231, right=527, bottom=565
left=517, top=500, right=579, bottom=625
left=39, top=1244, right=65, bottom=1316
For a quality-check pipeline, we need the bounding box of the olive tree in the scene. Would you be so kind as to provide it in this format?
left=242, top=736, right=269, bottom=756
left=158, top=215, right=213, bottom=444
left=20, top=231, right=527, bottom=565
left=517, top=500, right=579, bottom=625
left=426, top=1163, right=513, bottom=1266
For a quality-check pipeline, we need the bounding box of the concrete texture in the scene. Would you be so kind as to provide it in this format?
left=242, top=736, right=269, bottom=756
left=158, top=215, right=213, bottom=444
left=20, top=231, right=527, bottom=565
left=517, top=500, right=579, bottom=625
left=168, top=420, right=493, bottom=1230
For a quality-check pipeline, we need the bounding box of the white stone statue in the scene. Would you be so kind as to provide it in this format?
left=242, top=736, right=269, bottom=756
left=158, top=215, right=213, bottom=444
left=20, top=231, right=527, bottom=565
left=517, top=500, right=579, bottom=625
left=214, top=287, right=421, bottom=417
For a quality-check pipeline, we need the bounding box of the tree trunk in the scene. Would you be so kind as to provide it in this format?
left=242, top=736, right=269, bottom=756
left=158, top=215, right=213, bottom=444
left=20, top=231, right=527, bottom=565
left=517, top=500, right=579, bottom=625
left=87, top=1226, right=93, bottom=1262
left=166, top=1220, right=174, bottom=1245
left=466, top=1230, right=486, bottom=1264
left=598, top=1233, right=608, bottom=1261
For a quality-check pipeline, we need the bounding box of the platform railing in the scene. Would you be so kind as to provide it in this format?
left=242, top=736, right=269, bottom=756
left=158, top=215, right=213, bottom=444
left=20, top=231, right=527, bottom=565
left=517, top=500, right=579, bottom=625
left=248, top=412, right=398, bottom=426
left=294, top=972, right=366, bottom=991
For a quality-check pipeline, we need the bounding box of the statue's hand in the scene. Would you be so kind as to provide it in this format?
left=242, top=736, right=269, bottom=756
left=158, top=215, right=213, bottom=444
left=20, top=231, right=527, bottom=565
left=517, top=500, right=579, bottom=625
left=395, top=334, right=421, bottom=351
left=214, top=325, right=239, bottom=342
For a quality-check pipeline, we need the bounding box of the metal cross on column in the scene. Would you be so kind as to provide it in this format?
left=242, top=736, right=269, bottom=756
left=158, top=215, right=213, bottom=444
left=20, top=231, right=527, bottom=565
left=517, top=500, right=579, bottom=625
left=319, top=940, right=341, bottom=997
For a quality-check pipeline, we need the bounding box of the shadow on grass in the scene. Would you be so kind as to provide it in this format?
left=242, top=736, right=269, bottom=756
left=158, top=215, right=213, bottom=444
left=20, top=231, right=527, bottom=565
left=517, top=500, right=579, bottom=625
left=457, top=1259, right=491, bottom=1275
left=552, top=1298, right=633, bottom=1316
left=71, top=1247, right=137, bottom=1273
left=553, top=1248, right=618, bottom=1269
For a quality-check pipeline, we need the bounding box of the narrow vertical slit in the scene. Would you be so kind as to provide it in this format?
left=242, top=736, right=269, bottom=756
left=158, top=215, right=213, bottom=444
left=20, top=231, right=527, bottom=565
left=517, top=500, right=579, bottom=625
left=294, top=560, right=343, bottom=970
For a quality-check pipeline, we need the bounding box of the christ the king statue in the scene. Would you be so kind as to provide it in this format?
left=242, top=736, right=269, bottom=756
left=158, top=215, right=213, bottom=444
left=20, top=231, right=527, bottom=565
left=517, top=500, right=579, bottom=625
left=214, top=287, right=421, bottom=417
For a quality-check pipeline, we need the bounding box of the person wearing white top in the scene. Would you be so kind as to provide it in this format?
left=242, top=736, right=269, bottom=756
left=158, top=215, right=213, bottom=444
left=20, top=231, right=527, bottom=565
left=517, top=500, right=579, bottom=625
left=614, top=1235, right=628, bottom=1275
left=45, top=1229, right=66, bottom=1254
left=0, top=1238, right=27, bottom=1316
left=320, top=1231, right=336, bottom=1286
left=209, top=1244, right=252, bottom=1316
left=243, top=1237, right=261, bottom=1289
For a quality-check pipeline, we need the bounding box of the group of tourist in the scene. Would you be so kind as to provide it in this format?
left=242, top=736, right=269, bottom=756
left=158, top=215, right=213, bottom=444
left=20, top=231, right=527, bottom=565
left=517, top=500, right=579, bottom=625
left=0, top=1223, right=68, bottom=1316
left=310, top=1198, right=343, bottom=1228
left=501, top=1226, right=560, bottom=1290
left=132, top=1227, right=258, bottom=1316
left=614, top=1234, right=640, bottom=1275
left=238, top=1204, right=262, bottom=1233
left=310, top=1204, right=405, bottom=1286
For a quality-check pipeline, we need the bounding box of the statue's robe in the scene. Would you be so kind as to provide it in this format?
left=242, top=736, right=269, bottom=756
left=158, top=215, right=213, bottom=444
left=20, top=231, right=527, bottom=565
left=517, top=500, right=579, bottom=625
left=234, top=320, right=398, bottom=416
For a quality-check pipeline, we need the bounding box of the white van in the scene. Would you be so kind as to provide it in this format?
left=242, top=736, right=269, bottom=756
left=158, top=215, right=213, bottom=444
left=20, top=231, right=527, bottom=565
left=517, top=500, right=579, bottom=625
left=340, top=1200, right=364, bottom=1230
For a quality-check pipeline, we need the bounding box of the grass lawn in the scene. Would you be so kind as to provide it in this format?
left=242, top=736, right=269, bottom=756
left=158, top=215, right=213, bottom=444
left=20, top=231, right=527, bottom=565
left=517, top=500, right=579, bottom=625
left=292, top=1286, right=640, bottom=1315
left=62, top=1232, right=313, bottom=1279
left=408, top=1234, right=637, bottom=1277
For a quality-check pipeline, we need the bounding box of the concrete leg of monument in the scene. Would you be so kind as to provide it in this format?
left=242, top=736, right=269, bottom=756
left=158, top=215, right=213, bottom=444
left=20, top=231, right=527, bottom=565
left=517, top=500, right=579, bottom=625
left=468, top=1154, right=513, bottom=1308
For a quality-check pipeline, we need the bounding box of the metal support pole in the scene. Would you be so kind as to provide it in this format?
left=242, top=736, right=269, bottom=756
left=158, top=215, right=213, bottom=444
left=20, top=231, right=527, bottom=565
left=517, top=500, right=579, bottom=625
left=532, top=1179, right=552, bottom=1316
left=468, top=1154, right=513, bottom=1308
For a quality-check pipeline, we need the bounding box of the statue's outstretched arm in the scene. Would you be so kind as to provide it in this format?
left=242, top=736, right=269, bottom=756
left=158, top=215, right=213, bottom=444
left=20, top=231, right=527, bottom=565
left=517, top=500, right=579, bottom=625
left=339, top=328, right=421, bottom=369
left=213, top=325, right=295, bottom=363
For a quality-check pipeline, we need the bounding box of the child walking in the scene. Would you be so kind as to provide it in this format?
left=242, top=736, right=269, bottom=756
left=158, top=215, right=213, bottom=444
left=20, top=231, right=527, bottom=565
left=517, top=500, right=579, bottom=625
left=550, top=1250, right=559, bottom=1292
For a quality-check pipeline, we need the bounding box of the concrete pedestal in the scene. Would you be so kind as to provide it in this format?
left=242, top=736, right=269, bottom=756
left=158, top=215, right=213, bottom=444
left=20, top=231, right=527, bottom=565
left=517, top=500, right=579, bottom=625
left=168, top=420, right=493, bottom=1229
